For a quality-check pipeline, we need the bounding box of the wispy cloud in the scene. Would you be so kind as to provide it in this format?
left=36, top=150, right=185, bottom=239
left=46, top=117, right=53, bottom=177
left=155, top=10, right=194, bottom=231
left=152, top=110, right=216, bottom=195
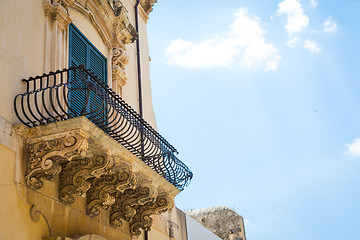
left=277, top=0, right=309, bottom=35
left=166, top=8, right=281, bottom=71
left=287, top=37, right=300, bottom=47
left=323, top=17, right=338, bottom=32
left=345, top=138, right=360, bottom=157
left=304, top=40, right=320, bottom=53
left=310, top=0, right=318, bottom=8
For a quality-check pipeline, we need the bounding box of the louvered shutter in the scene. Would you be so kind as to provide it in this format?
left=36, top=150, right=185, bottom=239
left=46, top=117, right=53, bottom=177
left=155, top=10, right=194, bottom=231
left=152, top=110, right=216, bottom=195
left=68, top=23, right=107, bottom=121
left=88, top=48, right=107, bottom=123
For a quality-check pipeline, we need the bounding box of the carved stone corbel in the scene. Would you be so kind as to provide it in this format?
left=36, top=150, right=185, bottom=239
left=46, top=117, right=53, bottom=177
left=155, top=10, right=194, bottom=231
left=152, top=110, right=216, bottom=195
left=58, top=154, right=114, bottom=204
left=86, top=164, right=136, bottom=216
left=51, top=0, right=75, bottom=10
left=25, top=133, right=88, bottom=189
left=114, top=6, right=138, bottom=44
left=43, top=0, right=73, bottom=30
left=18, top=117, right=180, bottom=238
left=109, top=184, right=158, bottom=227
left=140, top=0, right=157, bottom=14
left=129, top=194, right=174, bottom=236
left=112, top=44, right=128, bottom=90
left=111, top=8, right=137, bottom=95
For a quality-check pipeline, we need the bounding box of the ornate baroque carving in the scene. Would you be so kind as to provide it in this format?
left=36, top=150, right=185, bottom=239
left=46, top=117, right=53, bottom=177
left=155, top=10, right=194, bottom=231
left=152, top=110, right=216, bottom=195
left=108, top=0, right=123, bottom=17
left=112, top=45, right=129, bottom=71
left=95, top=0, right=138, bottom=45
left=58, top=154, right=114, bottom=204
left=109, top=184, right=157, bottom=227
left=20, top=119, right=179, bottom=237
left=43, top=0, right=73, bottom=29
left=51, top=0, right=75, bottom=10
left=83, top=0, right=137, bottom=92
left=129, top=194, right=174, bottom=236
left=43, top=0, right=137, bottom=88
left=112, top=44, right=128, bottom=87
left=140, top=0, right=157, bottom=14
left=86, top=164, right=136, bottom=216
left=25, top=133, right=88, bottom=189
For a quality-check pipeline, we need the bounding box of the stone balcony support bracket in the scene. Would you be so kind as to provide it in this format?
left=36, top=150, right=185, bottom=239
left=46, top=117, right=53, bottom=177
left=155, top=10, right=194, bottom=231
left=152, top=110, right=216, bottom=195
left=14, top=117, right=180, bottom=237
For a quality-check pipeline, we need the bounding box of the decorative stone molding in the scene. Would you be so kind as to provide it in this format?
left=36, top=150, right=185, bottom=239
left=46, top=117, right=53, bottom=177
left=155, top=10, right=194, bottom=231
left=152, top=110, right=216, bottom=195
left=86, top=164, right=136, bottom=216
left=77, top=0, right=137, bottom=48
left=129, top=193, right=174, bottom=236
left=15, top=117, right=180, bottom=237
left=112, top=45, right=129, bottom=70
left=109, top=183, right=158, bottom=227
left=112, top=44, right=129, bottom=92
left=30, top=205, right=53, bottom=237
left=140, top=0, right=157, bottom=14
left=43, top=0, right=74, bottom=71
left=43, top=0, right=138, bottom=93
left=30, top=205, right=42, bottom=222
left=52, top=0, right=76, bottom=10
left=43, top=0, right=73, bottom=30
left=59, top=154, right=114, bottom=204
left=25, top=131, right=89, bottom=189
left=108, top=0, right=123, bottom=17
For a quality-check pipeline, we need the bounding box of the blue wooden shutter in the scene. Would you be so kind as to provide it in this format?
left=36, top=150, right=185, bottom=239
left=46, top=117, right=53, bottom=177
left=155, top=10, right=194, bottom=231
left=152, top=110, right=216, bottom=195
left=88, top=48, right=107, bottom=123
left=69, top=24, right=87, bottom=116
left=68, top=23, right=107, bottom=121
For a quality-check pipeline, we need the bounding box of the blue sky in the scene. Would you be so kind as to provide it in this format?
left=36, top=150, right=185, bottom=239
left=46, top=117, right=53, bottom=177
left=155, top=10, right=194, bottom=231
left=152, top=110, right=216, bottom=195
left=147, top=1, right=360, bottom=239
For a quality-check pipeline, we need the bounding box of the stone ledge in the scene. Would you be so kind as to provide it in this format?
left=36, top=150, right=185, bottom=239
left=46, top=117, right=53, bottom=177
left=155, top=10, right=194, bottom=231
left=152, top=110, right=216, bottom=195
left=13, top=116, right=179, bottom=237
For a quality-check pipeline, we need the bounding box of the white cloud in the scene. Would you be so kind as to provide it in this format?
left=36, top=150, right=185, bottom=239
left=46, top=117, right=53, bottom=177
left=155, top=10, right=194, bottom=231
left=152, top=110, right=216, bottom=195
left=304, top=40, right=320, bottom=53
left=323, top=17, right=337, bottom=32
left=241, top=40, right=280, bottom=71
left=345, top=138, right=360, bottom=157
left=277, top=0, right=309, bottom=35
left=310, top=0, right=318, bottom=8
left=287, top=37, right=300, bottom=47
left=166, top=38, right=236, bottom=69
left=166, top=8, right=281, bottom=71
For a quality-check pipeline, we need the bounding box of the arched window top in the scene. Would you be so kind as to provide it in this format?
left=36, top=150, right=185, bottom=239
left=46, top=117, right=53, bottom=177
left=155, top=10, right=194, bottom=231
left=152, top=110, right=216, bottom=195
left=44, top=0, right=137, bottom=50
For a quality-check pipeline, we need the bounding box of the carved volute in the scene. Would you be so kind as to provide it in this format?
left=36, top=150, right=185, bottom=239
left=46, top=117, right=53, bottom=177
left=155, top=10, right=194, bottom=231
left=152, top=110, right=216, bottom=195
left=26, top=132, right=89, bottom=189
left=16, top=117, right=180, bottom=237
left=140, top=0, right=157, bottom=14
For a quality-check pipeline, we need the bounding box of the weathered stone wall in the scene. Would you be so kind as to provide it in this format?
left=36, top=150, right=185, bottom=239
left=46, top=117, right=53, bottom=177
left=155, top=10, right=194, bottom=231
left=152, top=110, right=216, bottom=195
left=186, top=207, right=246, bottom=240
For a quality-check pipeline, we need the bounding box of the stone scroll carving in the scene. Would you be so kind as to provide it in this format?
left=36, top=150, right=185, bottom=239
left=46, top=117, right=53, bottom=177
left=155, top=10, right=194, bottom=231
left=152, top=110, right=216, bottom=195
left=129, top=194, right=174, bottom=236
left=58, top=154, right=114, bottom=204
left=25, top=133, right=89, bottom=189
left=109, top=184, right=158, bottom=227
left=140, top=0, right=157, bottom=14
left=108, top=0, right=123, bottom=17
left=112, top=44, right=129, bottom=88
left=23, top=128, right=176, bottom=237
left=86, top=164, right=136, bottom=216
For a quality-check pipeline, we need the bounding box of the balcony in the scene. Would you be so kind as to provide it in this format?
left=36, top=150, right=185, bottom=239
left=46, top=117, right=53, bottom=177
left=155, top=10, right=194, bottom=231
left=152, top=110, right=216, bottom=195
left=13, top=65, right=192, bottom=236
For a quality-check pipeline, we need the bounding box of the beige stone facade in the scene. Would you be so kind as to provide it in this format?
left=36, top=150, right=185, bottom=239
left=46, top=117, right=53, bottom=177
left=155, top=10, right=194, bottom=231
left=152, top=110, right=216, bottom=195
left=0, top=0, right=197, bottom=239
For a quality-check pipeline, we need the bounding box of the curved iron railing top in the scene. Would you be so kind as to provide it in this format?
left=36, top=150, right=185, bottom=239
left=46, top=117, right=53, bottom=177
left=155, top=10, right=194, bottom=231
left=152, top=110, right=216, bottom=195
left=14, top=65, right=192, bottom=190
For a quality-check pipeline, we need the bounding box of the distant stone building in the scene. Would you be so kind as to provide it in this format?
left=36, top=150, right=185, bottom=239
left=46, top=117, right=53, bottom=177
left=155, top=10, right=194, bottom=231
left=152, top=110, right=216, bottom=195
left=186, top=207, right=247, bottom=240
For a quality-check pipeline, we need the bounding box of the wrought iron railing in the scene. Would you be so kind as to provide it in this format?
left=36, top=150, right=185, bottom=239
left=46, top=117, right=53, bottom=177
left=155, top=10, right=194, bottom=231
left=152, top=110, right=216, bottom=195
left=14, top=65, right=192, bottom=190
